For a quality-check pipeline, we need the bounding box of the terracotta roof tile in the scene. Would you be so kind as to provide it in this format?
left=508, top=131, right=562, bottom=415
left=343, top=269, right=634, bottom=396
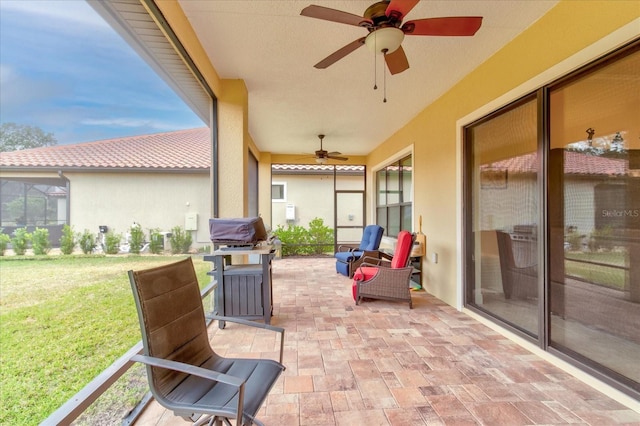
left=272, top=164, right=364, bottom=172
left=0, top=128, right=210, bottom=170
left=483, top=151, right=628, bottom=176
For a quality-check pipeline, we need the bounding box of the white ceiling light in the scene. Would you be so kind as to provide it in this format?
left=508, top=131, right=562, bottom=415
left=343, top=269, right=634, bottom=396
left=315, top=157, right=327, bottom=164
left=365, top=27, right=405, bottom=54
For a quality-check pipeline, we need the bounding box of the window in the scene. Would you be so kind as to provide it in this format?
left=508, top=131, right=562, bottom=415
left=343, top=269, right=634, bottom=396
left=376, top=155, right=412, bottom=236
left=271, top=182, right=286, bottom=202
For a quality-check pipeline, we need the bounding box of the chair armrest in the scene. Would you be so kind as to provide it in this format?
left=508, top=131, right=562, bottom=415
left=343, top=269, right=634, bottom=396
left=337, top=245, right=356, bottom=252
left=205, top=314, right=285, bottom=364
left=360, top=257, right=391, bottom=268
left=132, top=354, right=245, bottom=388
left=360, top=250, right=380, bottom=259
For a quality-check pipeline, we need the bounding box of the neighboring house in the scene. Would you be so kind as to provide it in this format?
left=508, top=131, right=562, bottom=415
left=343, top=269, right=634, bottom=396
left=271, top=164, right=366, bottom=243
left=479, top=150, right=632, bottom=236
left=1, top=132, right=370, bottom=248
left=0, top=128, right=212, bottom=248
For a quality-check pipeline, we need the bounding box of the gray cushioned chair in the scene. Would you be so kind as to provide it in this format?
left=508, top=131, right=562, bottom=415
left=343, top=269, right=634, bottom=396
left=128, top=257, right=285, bottom=426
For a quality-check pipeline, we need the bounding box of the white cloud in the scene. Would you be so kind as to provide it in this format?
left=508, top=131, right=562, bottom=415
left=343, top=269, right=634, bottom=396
left=81, top=118, right=177, bottom=131
left=0, top=0, right=109, bottom=29
left=0, top=64, right=67, bottom=111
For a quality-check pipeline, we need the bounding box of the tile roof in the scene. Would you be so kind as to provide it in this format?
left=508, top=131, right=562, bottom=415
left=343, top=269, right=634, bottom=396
left=482, top=151, right=629, bottom=176
left=272, top=164, right=364, bottom=172
left=0, top=128, right=210, bottom=171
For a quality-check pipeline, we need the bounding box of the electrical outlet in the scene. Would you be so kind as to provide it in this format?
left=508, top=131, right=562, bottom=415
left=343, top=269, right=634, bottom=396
left=432, top=253, right=438, bottom=264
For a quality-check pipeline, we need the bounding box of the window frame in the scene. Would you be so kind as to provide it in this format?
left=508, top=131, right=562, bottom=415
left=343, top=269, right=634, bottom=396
left=375, top=154, right=412, bottom=237
left=271, top=182, right=287, bottom=202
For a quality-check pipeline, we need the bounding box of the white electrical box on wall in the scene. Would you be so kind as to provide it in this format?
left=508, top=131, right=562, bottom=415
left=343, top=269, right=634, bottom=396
left=286, top=203, right=295, bottom=220
left=185, top=212, right=198, bottom=231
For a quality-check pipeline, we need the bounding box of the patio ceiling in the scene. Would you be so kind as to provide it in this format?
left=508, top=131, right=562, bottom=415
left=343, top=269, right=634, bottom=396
left=177, top=0, right=558, bottom=157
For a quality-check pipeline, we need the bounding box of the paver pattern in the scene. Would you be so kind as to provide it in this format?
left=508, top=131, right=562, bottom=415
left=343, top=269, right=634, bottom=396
left=136, top=257, right=640, bottom=425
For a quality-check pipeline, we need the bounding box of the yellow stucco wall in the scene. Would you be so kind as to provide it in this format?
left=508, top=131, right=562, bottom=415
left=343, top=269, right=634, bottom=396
left=367, top=1, right=639, bottom=306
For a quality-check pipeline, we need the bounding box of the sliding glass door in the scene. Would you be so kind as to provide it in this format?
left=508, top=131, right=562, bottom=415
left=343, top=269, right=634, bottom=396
left=465, top=97, right=540, bottom=337
left=464, top=42, right=639, bottom=396
left=548, top=47, right=640, bottom=390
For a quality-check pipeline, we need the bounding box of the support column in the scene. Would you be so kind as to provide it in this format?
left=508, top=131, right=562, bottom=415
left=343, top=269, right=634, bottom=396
left=218, top=79, right=250, bottom=218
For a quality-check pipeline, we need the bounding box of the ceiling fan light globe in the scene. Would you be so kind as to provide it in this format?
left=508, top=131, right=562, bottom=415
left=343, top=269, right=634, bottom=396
left=315, top=157, right=327, bottom=164
left=365, top=27, right=404, bottom=54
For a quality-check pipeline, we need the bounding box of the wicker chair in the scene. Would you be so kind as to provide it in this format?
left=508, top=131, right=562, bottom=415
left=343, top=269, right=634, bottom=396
left=352, top=231, right=416, bottom=308
left=128, top=257, right=285, bottom=426
left=335, top=224, right=384, bottom=277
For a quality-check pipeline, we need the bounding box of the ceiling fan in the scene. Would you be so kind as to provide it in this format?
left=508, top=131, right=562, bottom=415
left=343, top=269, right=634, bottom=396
left=301, top=0, right=483, bottom=75
left=309, top=134, right=348, bottom=164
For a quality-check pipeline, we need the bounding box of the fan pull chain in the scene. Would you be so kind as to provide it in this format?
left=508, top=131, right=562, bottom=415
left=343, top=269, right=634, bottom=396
left=373, top=33, right=378, bottom=90
left=383, top=51, right=387, bottom=103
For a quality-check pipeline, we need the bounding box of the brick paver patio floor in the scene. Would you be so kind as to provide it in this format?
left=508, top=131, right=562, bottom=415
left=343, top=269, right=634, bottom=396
left=134, top=257, right=640, bottom=425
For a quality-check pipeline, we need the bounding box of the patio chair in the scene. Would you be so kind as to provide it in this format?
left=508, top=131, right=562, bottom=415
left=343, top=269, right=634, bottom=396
left=335, top=224, right=384, bottom=278
left=128, top=257, right=285, bottom=426
left=352, top=230, right=416, bottom=308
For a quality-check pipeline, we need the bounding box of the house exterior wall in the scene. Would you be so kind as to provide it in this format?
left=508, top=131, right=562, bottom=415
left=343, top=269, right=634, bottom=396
left=366, top=1, right=639, bottom=308
left=271, top=173, right=363, bottom=230
left=66, top=171, right=211, bottom=247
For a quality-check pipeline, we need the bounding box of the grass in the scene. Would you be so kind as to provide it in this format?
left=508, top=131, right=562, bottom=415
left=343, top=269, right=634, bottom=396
left=0, top=254, right=212, bottom=425
left=565, top=251, right=627, bottom=290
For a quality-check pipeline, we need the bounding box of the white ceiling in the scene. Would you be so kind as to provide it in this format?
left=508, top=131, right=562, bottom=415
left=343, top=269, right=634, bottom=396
left=178, top=0, right=558, bottom=158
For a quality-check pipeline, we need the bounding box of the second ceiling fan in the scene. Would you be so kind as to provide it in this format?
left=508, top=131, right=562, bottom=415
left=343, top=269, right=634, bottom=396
left=301, top=0, right=483, bottom=75
left=311, top=134, right=347, bottom=164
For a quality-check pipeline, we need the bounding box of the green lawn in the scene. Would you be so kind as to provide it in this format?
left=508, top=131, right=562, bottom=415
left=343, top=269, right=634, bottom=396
left=0, top=255, right=212, bottom=425
left=565, top=251, right=627, bottom=290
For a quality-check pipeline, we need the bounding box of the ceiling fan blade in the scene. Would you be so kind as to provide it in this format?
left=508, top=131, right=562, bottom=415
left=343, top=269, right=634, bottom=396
left=402, top=16, right=483, bottom=36
left=327, top=151, right=342, bottom=155
left=385, top=45, right=409, bottom=75
left=314, top=37, right=366, bottom=69
left=327, top=154, right=348, bottom=161
left=301, top=5, right=372, bottom=27
left=385, top=0, right=420, bottom=21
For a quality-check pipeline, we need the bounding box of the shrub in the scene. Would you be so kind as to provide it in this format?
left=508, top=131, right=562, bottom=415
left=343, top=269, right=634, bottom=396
left=59, top=225, right=76, bottom=255
left=104, top=231, right=122, bottom=255
left=31, top=228, right=51, bottom=255
left=273, top=218, right=336, bottom=256
left=11, top=228, right=30, bottom=255
left=169, top=226, right=192, bottom=254
left=307, top=217, right=334, bottom=254
left=128, top=223, right=145, bottom=254
left=273, top=224, right=310, bottom=256
left=148, top=228, right=163, bottom=254
left=79, top=230, right=96, bottom=254
left=589, top=226, right=616, bottom=251
left=0, top=232, right=10, bottom=256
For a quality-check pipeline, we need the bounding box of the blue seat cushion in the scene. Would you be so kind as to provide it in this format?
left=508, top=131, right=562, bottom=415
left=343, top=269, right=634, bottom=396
left=335, top=250, right=364, bottom=276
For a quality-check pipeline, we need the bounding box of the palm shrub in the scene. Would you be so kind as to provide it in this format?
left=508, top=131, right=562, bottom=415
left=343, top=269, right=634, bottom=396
left=31, top=228, right=51, bottom=255
left=169, top=226, right=192, bottom=254
left=128, top=224, right=145, bottom=254
left=11, top=228, right=30, bottom=255
left=307, top=217, right=334, bottom=254
left=0, top=232, right=10, bottom=256
left=59, top=225, right=76, bottom=255
left=148, top=228, right=163, bottom=254
left=78, top=230, right=96, bottom=254
left=104, top=231, right=122, bottom=254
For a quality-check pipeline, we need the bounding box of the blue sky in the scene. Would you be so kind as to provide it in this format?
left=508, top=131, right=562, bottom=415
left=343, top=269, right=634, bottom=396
left=0, top=0, right=204, bottom=145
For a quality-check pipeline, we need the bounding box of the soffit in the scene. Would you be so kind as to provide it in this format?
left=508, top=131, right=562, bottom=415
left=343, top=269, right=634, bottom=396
left=87, top=0, right=211, bottom=124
